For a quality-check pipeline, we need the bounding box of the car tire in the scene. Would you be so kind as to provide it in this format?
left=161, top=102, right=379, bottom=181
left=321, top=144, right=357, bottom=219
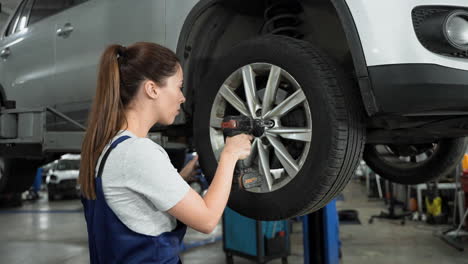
left=193, top=35, right=365, bottom=220
left=0, top=158, right=10, bottom=192
left=363, top=138, right=468, bottom=185
left=48, top=189, right=56, bottom=201
left=0, top=158, right=41, bottom=194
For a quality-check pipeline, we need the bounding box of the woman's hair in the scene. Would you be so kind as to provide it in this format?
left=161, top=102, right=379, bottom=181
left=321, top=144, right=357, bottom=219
left=79, top=42, right=180, bottom=199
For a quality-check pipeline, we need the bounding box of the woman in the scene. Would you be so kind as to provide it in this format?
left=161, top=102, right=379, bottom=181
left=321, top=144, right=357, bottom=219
left=79, top=42, right=252, bottom=263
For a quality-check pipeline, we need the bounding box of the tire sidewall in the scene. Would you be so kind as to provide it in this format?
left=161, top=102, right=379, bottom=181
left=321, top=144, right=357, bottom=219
left=0, top=157, right=9, bottom=193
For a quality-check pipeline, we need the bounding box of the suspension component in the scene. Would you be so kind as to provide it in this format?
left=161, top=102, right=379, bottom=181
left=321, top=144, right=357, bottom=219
left=261, top=0, right=303, bottom=38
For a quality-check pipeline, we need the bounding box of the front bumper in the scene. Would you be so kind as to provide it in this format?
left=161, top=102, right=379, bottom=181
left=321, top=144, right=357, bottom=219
left=48, top=179, right=79, bottom=193
left=369, top=63, right=468, bottom=114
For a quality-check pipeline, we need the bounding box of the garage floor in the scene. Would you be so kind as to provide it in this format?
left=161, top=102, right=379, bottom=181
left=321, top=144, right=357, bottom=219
left=0, top=180, right=467, bottom=264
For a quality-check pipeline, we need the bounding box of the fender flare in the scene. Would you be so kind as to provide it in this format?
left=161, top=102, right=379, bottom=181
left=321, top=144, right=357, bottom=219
left=330, top=0, right=379, bottom=115
left=175, top=0, right=222, bottom=66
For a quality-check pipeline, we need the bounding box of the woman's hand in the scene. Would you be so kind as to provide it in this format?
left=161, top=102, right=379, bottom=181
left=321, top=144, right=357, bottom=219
left=180, top=155, right=199, bottom=182
left=169, top=134, right=254, bottom=234
left=222, top=134, right=254, bottom=161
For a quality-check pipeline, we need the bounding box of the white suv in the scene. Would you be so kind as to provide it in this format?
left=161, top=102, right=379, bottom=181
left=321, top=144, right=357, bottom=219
left=0, top=0, right=467, bottom=220
left=45, top=154, right=80, bottom=200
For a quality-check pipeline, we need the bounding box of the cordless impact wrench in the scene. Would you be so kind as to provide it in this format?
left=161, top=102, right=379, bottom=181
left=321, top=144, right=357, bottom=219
left=221, top=115, right=274, bottom=190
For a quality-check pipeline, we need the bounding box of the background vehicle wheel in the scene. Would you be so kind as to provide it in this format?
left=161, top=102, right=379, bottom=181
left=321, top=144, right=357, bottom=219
left=194, top=35, right=365, bottom=220
left=0, top=158, right=41, bottom=194
left=363, top=138, right=468, bottom=185
left=0, top=158, right=9, bottom=192
left=48, top=191, right=56, bottom=201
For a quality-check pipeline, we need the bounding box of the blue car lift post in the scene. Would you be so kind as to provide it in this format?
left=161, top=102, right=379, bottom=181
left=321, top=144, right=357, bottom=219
left=221, top=199, right=341, bottom=264
left=302, top=200, right=340, bottom=264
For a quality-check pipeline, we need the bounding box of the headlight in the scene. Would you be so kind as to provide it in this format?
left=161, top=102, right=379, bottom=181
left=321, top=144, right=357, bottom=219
left=49, top=175, right=58, bottom=182
left=445, top=11, right=468, bottom=50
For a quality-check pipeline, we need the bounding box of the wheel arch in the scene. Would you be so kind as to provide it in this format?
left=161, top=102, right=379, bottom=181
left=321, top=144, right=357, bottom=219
left=176, top=0, right=380, bottom=121
left=329, top=0, right=379, bottom=115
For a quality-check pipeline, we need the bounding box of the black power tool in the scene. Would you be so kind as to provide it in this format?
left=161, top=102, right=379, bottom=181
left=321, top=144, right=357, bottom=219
left=221, top=115, right=274, bottom=190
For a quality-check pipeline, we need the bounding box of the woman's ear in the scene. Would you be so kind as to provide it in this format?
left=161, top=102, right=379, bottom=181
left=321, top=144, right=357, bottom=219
left=143, top=80, right=159, bottom=99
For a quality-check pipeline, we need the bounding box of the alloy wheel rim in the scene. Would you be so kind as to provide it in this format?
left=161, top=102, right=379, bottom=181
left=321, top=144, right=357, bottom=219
left=209, top=63, right=312, bottom=193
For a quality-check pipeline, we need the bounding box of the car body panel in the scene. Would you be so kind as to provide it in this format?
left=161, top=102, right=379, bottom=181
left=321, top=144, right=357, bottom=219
left=0, top=0, right=170, bottom=125
left=52, top=0, right=167, bottom=123
left=345, top=0, right=468, bottom=70
left=0, top=0, right=56, bottom=108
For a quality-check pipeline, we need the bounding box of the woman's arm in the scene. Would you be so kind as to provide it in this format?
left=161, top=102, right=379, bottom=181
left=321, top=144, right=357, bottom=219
left=179, top=155, right=198, bottom=182
left=168, top=134, right=252, bottom=234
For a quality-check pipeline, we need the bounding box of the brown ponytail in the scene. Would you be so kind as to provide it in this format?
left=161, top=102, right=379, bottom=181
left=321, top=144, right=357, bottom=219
left=79, top=42, right=180, bottom=199
left=79, top=45, right=125, bottom=199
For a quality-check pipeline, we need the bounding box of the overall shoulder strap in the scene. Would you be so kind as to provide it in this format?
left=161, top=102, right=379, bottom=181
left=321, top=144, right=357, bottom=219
left=96, top=135, right=131, bottom=178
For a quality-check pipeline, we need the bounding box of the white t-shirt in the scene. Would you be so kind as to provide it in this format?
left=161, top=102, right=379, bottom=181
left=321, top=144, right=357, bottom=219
left=95, top=130, right=190, bottom=236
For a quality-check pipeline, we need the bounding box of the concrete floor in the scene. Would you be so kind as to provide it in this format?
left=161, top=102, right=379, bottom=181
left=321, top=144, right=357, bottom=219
left=0, top=180, right=467, bottom=264
left=337, top=179, right=468, bottom=264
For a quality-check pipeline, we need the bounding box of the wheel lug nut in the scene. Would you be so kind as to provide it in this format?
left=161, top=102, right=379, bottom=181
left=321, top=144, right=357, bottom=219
left=256, top=109, right=262, bottom=118
left=264, top=120, right=275, bottom=128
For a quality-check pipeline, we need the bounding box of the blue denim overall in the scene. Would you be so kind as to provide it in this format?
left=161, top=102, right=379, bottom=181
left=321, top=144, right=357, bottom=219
left=81, top=136, right=187, bottom=263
